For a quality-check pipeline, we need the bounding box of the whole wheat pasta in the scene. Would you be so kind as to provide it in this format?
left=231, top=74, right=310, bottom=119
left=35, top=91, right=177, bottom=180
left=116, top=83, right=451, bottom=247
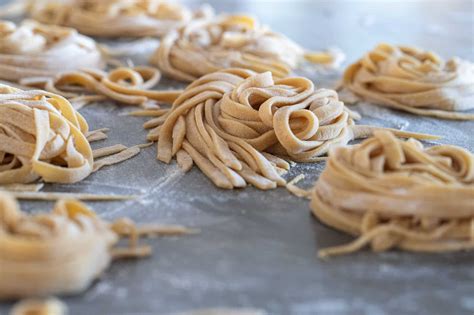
left=0, top=19, right=103, bottom=82
left=140, top=68, right=437, bottom=190
left=150, top=14, right=343, bottom=82
left=21, top=66, right=181, bottom=109
left=0, top=192, right=196, bottom=299
left=343, top=43, right=474, bottom=120
left=1, top=0, right=212, bottom=38
left=311, top=130, right=474, bottom=257
left=0, top=83, right=144, bottom=185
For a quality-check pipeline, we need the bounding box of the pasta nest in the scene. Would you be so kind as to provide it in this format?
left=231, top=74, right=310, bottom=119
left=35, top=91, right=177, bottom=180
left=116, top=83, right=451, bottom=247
left=311, top=130, right=474, bottom=257
left=150, top=14, right=336, bottom=82
left=0, top=193, right=117, bottom=299
left=0, top=19, right=103, bottom=82
left=0, top=84, right=94, bottom=184
left=343, top=43, right=474, bottom=120
left=147, top=69, right=432, bottom=190
left=27, top=0, right=206, bottom=38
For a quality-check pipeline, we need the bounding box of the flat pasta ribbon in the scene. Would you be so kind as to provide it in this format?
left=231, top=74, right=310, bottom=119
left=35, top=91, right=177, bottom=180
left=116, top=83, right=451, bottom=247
left=140, top=68, right=436, bottom=190
left=0, top=19, right=103, bottom=82
left=0, top=83, right=144, bottom=185
left=0, top=83, right=94, bottom=184
left=21, top=66, right=181, bottom=108
left=343, top=43, right=474, bottom=120
left=0, top=192, right=196, bottom=299
left=150, top=14, right=341, bottom=82
left=2, top=0, right=211, bottom=38
left=311, top=130, right=474, bottom=257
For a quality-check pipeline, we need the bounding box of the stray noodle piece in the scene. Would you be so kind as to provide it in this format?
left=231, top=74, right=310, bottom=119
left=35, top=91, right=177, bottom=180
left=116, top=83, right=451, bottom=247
left=21, top=66, right=181, bottom=109
left=0, top=192, right=196, bottom=299
left=343, top=43, right=474, bottom=120
left=311, top=130, right=474, bottom=257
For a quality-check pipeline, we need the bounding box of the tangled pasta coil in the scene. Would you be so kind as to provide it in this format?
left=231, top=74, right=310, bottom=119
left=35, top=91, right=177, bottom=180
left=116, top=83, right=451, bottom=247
left=150, top=14, right=340, bottom=82
left=143, top=69, right=435, bottom=190
left=0, top=83, right=94, bottom=184
left=22, top=65, right=181, bottom=108
left=343, top=43, right=474, bottom=120
left=0, top=19, right=103, bottom=82
left=311, top=130, right=474, bottom=257
left=8, top=0, right=208, bottom=38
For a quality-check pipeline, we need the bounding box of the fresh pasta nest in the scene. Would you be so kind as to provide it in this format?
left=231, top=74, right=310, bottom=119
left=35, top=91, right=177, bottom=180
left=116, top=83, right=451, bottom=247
left=0, top=84, right=94, bottom=184
left=0, top=193, right=117, bottom=299
left=151, top=14, right=340, bottom=82
left=0, top=19, right=103, bottom=82
left=24, top=0, right=208, bottom=38
left=0, top=192, right=196, bottom=299
left=343, top=43, right=474, bottom=120
left=142, top=68, right=435, bottom=190
left=311, top=130, right=474, bottom=257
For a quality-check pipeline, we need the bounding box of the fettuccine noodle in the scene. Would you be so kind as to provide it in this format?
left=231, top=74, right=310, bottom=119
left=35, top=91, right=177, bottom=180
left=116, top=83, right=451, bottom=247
left=0, top=192, right=196, bottom=299
left=21, top=66, right=181, bottom=108
left=0, top=83, right=145, bottom=185
left=311, top=130, right=474, bottom=257
left=343, top=43, right=474, bottom=120
left=150, top=14, right=342, bottom=82
left=138, top=68, right=437, bottom=190
left=0, top=19, right=103, bottom=82
left=1, top=0, right=211, bottom=38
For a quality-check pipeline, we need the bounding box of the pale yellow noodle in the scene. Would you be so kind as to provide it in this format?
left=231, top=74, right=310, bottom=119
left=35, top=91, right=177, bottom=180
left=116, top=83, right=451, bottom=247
left=343, top=43, right=474, bottom=120
left=0, top=192, right=196, bottom=299
left=22, top=66, right=182, bottom=108
left=0, top=19, right=103, bottom=82
left=150, top=14, right=341, bottom=82
left=0, top=83, right=145, bottom=184
left=310, top=130, right=474, bottom=257
left=1, top=0, right=212, bottom=38
left=139, top=68, right=437, bottom=190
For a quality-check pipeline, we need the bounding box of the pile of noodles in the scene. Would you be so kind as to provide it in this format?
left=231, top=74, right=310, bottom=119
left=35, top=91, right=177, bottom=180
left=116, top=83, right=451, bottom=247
left=311, top=130, right=474, bottom=257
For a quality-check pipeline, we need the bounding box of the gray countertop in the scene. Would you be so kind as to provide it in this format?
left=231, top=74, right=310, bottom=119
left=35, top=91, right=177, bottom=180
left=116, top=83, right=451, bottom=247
left=0, top=1, right=473, bottom=315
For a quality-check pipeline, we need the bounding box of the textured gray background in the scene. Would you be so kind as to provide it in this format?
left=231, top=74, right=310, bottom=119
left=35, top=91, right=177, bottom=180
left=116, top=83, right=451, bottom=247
left=1, top=0, right=473, bottom=314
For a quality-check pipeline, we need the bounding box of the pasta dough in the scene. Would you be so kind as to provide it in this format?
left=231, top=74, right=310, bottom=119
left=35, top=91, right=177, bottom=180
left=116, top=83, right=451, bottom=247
left=140, top=68, right=437, bottom=190
left=0, top=192, right=196, bottom=299
left=0, top=19, right=103, bottom=82
left=150, top=14, right=341, bottom=82
left=311, top=130, right=474, bottom=257
left=343, top=43, right=474, bottom=120
left=3, top=0, right=210, bottom=38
